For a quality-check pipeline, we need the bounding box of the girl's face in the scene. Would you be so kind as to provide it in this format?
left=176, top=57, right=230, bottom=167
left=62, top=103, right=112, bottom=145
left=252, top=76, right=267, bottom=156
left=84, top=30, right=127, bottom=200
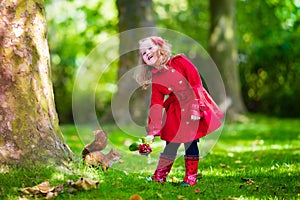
left=140, top=39, right=160, bottom=66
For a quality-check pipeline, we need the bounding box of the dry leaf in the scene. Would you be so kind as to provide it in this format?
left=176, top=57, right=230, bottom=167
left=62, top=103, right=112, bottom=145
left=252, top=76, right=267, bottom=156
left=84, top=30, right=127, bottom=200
left=220, top=163, right=230, bottom=168
left=194, top=187, right=206, bottom=194
left=71, top=177, right=99, bottom=191
left=45, top=191, right=58, bottom=199
left=21, top=186, right=40, bottom=195
left=37, top=181, right=55, bottom=194
left=130, top=194, right=143, bottom=200
left=241, top=177, right=255, bottom=184
left=18, top=197, right=29, bottom=200
left=21, top=181, right=54, bottom=195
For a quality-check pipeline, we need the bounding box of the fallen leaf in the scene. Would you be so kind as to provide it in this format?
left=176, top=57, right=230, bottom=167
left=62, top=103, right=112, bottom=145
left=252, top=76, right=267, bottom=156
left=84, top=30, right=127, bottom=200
left=21, top=181, right=55, bottom=196
left=220, top=163, right=230, bottom=168
left=37, top=181, right=55, bottom=194
left=71, top=177, right=99, bottom=191
left=21, top=186, right=40, bottom=195
left=18, top=197, right=29, bottom=200
left=130, top=194, right=143, bottom=200
left=241, top=177, right=255, bottom=184
left=194, top=187, right=206, bottom=194
left=177, top=195, right=184, bottom=199
left=45, top=191, right=58, bottom=199
left=54, top=183, right=65, bottom=193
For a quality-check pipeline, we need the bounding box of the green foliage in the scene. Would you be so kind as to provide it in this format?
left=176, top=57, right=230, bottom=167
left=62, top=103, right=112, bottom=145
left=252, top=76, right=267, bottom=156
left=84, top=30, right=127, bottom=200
left=152, top=0, right=300, bottom=118
left=237, top=0, right=300, bottom=117
left=1, top=115, right=299, bottom=199
left=45, top=0, right=300, bottom=121
left=154, top=0, right=210, bottom=48
left=45, top=0, right=118, bottom=123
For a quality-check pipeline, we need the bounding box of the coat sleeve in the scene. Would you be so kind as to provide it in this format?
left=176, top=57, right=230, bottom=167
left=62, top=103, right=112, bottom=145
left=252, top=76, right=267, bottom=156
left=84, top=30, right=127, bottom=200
left=146, top=83, right=164, bottom=136
left=176, top=55, right=202, bottom=99
left=178, top=55, right=224, bottom=119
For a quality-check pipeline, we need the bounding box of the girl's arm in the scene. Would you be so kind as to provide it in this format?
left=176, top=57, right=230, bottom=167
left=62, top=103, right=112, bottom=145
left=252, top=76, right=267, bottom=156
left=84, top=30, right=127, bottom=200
left=176, top=55, right=205, bottom=119
left=146, top=83, right=164, bottom=136
left=179, top=55, right=224, bottom=119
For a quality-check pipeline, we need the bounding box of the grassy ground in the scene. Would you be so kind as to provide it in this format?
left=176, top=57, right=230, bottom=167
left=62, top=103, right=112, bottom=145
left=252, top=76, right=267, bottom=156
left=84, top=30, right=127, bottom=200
left=0, top=114, right=299, bottom=199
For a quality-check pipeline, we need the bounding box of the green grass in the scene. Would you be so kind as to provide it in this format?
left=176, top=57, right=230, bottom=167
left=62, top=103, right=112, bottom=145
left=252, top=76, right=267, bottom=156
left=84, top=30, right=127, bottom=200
left=1, top=114, right=299, bottom=199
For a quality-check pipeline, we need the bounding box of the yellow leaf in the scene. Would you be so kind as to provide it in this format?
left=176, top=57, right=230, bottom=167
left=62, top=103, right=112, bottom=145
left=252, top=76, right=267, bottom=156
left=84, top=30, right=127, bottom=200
left=37, top=181, right=55, bottom=194
left=45, top=191, right=58, bottom=199
left=130, top=194, right=143, bottom=200
left=72, top=178, right=99, bottom=191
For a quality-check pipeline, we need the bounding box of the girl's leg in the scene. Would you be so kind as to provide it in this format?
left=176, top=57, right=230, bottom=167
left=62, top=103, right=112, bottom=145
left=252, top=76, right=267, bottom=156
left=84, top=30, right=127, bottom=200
left=182, top=141, right=200, bottom=186
left=184, top=141, right=199, bottom=156
left=151, top=142, right=180, bottom=182
left=163, top=142, right=180, bottom=157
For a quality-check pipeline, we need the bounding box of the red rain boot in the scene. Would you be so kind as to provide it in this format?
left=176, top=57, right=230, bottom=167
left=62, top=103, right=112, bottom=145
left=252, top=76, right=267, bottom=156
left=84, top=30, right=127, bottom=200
left=151, top=154, right=175, bottom=182
left=182, top=155, right=199, bottom=186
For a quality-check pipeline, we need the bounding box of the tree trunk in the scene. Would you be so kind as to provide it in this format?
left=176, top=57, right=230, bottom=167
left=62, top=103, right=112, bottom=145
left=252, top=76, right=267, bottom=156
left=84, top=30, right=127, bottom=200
left=111, top=0, right=156, bottom=125
left=0, top=0, right=71, bottom=166
left=209, top=0, right=246, bottom=120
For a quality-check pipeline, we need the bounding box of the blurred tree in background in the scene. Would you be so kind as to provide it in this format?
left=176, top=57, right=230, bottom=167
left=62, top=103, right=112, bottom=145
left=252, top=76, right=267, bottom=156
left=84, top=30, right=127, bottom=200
left=45, top=0, right=300, bottom=124
left=209, top=0, right=246, bottom=120
left=46, top=0, right=118, bottom=123
left=237, top=0, right=300, bottom=118
left=111, top=0, right=156, bottom=125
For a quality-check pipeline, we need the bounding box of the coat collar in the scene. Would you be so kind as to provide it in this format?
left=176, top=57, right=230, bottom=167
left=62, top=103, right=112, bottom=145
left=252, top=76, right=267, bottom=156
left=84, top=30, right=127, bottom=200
left=151, top=56, right=173, bottom=74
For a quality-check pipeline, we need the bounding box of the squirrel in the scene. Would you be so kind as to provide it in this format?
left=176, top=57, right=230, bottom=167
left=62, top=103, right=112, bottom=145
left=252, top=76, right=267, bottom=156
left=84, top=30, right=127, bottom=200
left=83, top=148, right=120, bottom=172
left=82, top=130, right=107, bottom=158
left=81, top=130, right=120, bottom=171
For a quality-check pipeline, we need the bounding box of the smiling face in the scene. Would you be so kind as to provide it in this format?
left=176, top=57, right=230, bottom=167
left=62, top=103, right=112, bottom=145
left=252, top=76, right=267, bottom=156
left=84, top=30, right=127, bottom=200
left=139, top=39, right=160, bottom=66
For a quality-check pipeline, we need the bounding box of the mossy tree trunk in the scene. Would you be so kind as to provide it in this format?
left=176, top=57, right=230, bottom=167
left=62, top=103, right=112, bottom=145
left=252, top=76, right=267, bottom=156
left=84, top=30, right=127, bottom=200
left=0, top=0, right=71, bottom=166
left=114, top=0, right=156, bottom=125
left=209, top=0, right=246, bottom=120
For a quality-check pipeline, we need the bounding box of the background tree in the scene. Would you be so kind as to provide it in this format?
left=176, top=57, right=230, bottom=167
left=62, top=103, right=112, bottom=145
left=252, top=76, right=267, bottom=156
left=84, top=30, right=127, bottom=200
left=46, top=0, right=118, bottom=123
left=113, top=0, right=156, bottom=125
left=0, top=0, right=71, bottom=166
left=209, top=0, right=246, bottom=120
left=44, top=0, right=300, bottom=123
left=236, top=0, right=300, bottom=118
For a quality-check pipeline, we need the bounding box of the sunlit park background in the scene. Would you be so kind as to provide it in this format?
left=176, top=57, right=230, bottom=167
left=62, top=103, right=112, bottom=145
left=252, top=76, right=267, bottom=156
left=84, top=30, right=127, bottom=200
left=1, top=0, right=300, bottom=199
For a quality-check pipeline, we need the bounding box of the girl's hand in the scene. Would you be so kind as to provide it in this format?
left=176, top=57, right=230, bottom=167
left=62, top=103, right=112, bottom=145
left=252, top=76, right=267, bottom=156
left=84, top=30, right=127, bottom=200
left=145, top=135, right=154, bottom=143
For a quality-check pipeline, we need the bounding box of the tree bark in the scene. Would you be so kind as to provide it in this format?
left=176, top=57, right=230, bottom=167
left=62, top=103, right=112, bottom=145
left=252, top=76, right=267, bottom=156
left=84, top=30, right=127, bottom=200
left=111, top=0, right=156, bottom=125
left=209, top=0, right=246, bottom=120
left=0, top=0, right=71, bottom=166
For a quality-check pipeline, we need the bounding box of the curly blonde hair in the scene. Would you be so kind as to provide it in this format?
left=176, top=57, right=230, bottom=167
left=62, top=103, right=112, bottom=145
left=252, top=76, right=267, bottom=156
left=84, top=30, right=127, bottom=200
left=134, top=36, right=172, bottom=90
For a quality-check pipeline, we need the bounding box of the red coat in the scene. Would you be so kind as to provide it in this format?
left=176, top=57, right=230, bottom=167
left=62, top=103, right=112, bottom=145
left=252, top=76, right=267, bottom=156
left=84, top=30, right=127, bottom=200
left=146, top=54, right=224, bottom=143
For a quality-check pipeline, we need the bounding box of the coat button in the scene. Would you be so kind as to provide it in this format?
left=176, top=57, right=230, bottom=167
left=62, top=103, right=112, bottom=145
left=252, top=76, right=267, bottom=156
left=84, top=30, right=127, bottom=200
left=179, top=80, right=183, bottom=84
left=171, top=69, right=175, bottom=72
left=186, top=121, right=190, bottom=125
left=181, top=108, right=185, bottom=112
left=168, top=87, right=172, bottom=91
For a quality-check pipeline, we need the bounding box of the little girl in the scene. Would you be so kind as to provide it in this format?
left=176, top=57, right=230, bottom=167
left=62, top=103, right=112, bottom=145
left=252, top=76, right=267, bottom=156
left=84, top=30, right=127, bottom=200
left=135, top=36, right=224, bottom=186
